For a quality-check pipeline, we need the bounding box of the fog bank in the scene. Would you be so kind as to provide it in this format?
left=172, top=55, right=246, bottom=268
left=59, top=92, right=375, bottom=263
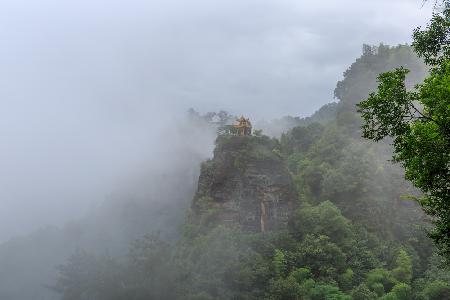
left=0, top=0, right=433, bottom=242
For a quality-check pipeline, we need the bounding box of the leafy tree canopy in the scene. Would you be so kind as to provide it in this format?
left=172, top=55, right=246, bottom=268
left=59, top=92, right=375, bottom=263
left=358, top=4, right=450, bottom=260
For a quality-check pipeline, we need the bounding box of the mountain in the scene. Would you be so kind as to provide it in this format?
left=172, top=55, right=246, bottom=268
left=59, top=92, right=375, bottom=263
left=192, top=135, right=297, bottom=233
left=2, top=44, right=450, bottom=300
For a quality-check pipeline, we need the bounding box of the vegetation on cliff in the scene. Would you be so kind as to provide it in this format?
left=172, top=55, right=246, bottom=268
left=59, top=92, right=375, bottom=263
left=5, top=18, right=450, bottom=300
left=47, top=39, right=450, bottom=298
left=53, top=43, right=450, bottom=297
left=189, top=135, right=297, bottom=235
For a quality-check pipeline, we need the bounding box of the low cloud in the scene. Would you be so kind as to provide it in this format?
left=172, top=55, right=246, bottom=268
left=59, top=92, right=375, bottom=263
left=0, top=0, right=433, bottom=241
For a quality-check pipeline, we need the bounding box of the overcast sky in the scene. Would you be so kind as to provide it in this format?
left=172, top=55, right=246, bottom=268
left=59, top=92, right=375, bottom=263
left=0, top=0, right=433, bottom=242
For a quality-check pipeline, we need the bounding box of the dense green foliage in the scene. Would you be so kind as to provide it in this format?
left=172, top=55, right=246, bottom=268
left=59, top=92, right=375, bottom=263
left=50, top=43, right=450, bottom=299
left=52, top=201, right=448, bottom=299
left=358, top=7, right=450, bottom=259
left=2, top=3, right=450, bottom=299
left=0, top=11, right=437, bottom=297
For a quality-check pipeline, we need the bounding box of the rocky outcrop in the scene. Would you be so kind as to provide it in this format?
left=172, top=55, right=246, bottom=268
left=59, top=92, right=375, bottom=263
left=192, top=135, right=298, bottom=233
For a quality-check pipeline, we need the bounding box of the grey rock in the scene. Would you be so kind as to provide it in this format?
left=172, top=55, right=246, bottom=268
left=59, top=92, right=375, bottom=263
left=192, top=135, right=298, bottom=232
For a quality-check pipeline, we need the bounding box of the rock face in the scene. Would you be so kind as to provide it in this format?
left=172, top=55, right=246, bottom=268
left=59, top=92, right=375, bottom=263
left=192, top=135, right=298, bottom=232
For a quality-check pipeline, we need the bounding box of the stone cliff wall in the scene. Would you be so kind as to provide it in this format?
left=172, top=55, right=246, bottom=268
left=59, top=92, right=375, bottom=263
left=192, top=135, right=298, bottom=232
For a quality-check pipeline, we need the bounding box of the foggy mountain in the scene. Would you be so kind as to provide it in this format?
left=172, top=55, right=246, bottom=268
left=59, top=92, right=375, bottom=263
left=2, top=0, right=450, bottom=300
left=0, top=0, right=432, bottom=242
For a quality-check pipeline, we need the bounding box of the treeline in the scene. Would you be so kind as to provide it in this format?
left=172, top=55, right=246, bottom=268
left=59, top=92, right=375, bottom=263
left=52, top=44, right=450, bottom=299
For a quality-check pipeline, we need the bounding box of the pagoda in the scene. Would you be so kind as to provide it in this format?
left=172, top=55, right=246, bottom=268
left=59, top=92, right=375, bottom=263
left=233, top=116, right=252, bottom=136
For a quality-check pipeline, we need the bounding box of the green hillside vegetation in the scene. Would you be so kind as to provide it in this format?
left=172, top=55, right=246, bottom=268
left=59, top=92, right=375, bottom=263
left=358, top=7, right=450, bottom=260
left=51, top=43, right=450, bottom=299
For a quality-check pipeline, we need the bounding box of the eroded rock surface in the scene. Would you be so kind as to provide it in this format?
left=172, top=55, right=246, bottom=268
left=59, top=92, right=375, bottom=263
left=192, top=135, right=298, bottom=232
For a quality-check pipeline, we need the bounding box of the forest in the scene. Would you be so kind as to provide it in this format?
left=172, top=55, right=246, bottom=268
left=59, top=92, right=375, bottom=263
left=40, top=46, right=450, bottom=300
left=1, top=1, right=450, bottom=300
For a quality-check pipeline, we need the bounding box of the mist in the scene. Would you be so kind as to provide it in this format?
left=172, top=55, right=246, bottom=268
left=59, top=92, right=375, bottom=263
left=3, top=1, right=449, bottom=300
left=0, top=0, right=432, bottom=242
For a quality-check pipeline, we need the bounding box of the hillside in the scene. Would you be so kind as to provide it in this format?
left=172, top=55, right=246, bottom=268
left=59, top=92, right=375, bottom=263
left=1, top=44, right=450, bottom=300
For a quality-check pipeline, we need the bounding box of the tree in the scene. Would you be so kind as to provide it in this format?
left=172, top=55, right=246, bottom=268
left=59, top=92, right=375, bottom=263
left=365, top=268, right=396, bottom=296
left=267, top=276, right=303, bottom=300
left=357, top=5, right=450, bottom=260
left=273, top=249, right=288, bottom=278
left=127, top=233, right=178, bottom=299
left=309, top=284, right=350, bottom=300
left=294, top=235, right=346, bottom=280
left=422, top=280, right=450, bottom=300
left=392, top=249, right=413, bottom=284
left=52, top=250, right=125, bottom=300
left=351, top=284, right=377, bottom=300
left=289, top=201, right=352, bottom=246
left=379, top=283, right=412, bottom=300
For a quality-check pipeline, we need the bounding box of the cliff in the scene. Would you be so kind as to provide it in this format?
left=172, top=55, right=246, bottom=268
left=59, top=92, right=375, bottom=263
left=192, top=135, right=298, bottom=233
